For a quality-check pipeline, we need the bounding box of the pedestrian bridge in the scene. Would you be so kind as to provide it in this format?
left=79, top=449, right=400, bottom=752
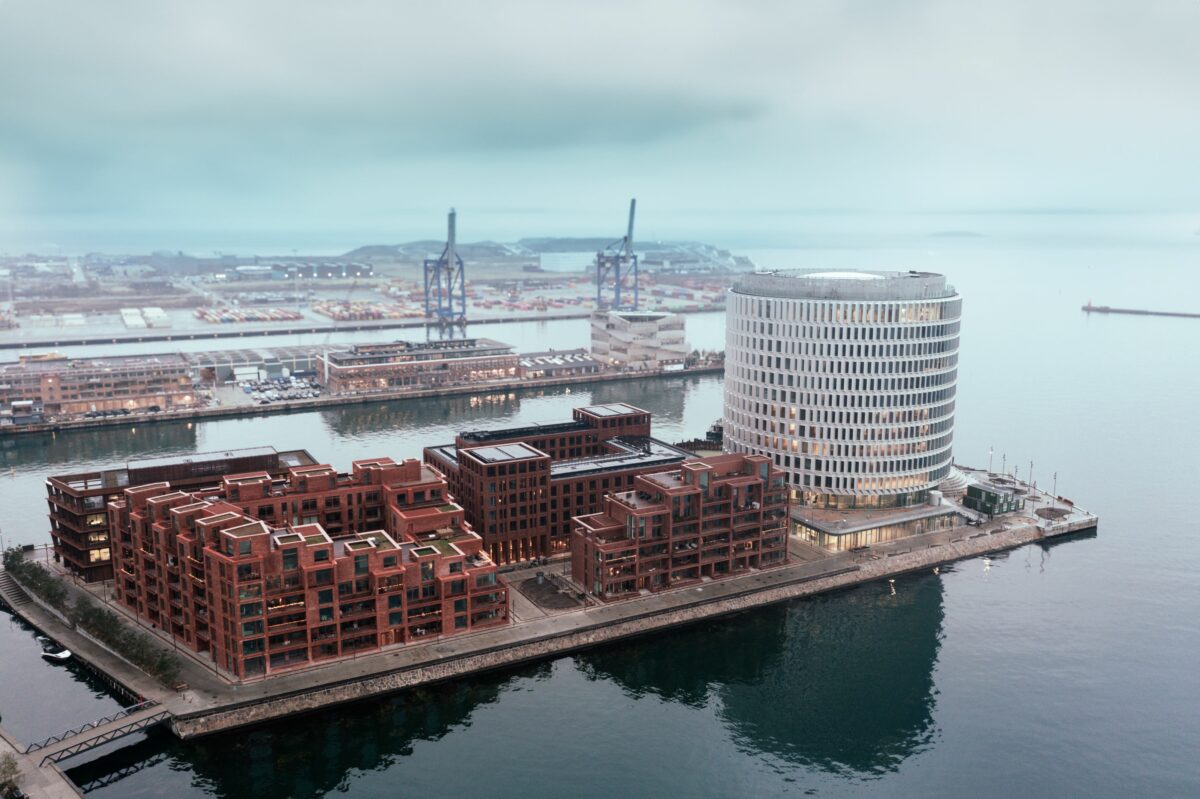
left=24, top=700, right=173, bottom=766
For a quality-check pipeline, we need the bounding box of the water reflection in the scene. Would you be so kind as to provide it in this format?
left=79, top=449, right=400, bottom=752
left=319, top=375, right=705, bottom=441
left=0, top=606, right=126, bottom=743
left=0, top=421, right=198, bottom=472
left=579, top=574, right=945, bottom=777
left=66, top=573, right=943, bottom=795
left=69, top=669, right=521, bottom=799
left=2, top=375, right=725, bottom=551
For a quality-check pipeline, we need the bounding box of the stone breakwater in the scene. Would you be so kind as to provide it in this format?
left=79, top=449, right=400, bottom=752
left=169, top=520, right=1078, bottom=739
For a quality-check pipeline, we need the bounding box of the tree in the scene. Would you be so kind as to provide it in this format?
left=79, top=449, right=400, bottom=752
left=0, top=752, right=21, bottom=799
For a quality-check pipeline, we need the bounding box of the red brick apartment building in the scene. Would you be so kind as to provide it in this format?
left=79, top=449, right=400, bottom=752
left=46, top=447, right=315, bottom=582
left=571, top=453, right=790, bottom=601
left=1, top=351, right=196, bottom=418
left=108, top=457, right=507, bottom=679
left=424, top=403, right=693, bottom=564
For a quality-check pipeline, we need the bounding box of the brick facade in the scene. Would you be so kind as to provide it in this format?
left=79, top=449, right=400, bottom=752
left=108, top=457, right=507, bottom=680
left=571, top=453, right=790, bottom=600
left=425, top=404, right=693, bottom=564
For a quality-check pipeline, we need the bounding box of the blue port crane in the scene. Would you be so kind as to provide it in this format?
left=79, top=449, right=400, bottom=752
left=424, top=209, right=467, bottom=328
left=595, top=199, right=639, bottom=311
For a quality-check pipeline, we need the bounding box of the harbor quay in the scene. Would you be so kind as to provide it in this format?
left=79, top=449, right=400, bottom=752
left=0, top=469, right=1097, bottom=749
left=0, top=362, right=724, bottom=437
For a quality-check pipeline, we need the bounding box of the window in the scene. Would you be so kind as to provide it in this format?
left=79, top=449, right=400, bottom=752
left=354, top=554, right=369, bottom=575
left=314, top=549, right=329, bottom=562
left=454, top=616, right=467, bottom=629
left=454, top=598, right=467, bottom=613
left=317, top=589, right=333, bottom=604
left=282, top=549, right=298, bottom=570
left=238, top=540, right=252, bottom=556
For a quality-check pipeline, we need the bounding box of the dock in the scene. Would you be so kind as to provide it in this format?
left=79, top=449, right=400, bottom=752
left=0, top=363, right=725, bottom=437
left=0, top=310, right=592, bottom=351
left=1082, top=302, right=1200, bottom=319
left=0, top=493, right=1098, bottom=771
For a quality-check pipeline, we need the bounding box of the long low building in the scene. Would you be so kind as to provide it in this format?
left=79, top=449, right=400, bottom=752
left=1, top=351, right=197, bottom=419
left=317, top=337, right=520, bottom=394
left=424, top=403, right=693, bottom=564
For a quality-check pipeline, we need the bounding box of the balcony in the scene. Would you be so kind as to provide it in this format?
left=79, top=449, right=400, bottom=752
left=266, top=616, right=307, bottom=631
left=266, top=598, right=306, bottom=613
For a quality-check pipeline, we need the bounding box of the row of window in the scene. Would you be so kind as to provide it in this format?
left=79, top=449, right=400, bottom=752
left=731, top=294, right=960, bottom=325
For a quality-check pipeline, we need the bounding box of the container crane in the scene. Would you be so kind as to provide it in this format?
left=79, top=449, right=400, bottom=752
left=595, top=199, right=639, bottom=311
left=424, top=209, right=468, bottom=331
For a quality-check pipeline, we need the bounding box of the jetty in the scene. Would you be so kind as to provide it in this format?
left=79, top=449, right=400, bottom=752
left=1082, top=301, right=1200, bottom=320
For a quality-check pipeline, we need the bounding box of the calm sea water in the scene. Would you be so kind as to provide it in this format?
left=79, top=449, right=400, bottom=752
left=1, top=226, right=1198, bottom=797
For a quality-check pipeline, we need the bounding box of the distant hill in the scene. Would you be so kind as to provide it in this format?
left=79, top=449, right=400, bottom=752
left=515, top=237, right=616, bottom=253
left=342, top=237, right=755, bottom=272
left=343, top=240, right=521, bottom=259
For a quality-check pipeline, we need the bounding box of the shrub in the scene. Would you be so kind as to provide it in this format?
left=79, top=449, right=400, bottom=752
left=4, top=549, right=181, bottom=686
left=0, top=752, right=20, bottom=799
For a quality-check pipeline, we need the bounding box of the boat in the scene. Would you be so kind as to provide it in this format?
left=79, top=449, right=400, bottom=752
left=41, top=646, right=73, bottom=663
left=37, top=635, right=73, bottom=662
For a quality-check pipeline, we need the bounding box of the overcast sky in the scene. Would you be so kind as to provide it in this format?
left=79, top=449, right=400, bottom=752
left=1, top=0, right=1198, bottom=251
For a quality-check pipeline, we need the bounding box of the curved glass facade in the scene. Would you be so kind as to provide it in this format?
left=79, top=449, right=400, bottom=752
left=723, top=270, right=961, bottom=509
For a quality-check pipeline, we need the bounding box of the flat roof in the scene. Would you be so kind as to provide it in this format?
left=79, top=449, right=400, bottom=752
left=579, top=402, right=644, bottom=418
left=1, top=352, right=190, bottom=373
left=550, top=437, right=690, bottom=479
left=127, top=446, right=279, bottom=472
left=791, top=502, right=959, bottom=535
left=733, top=269, right=956, bottom=302
left=466, top=442, right=545, bottom=464
left=459, top=419, right=588, bottom=443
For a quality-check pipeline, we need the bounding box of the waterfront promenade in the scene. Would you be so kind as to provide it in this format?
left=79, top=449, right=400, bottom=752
left=0, top=482, right=1097, bottom=752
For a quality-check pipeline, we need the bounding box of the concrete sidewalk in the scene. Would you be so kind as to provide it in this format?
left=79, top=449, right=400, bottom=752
left=6, top=498, right=1097, bottom=742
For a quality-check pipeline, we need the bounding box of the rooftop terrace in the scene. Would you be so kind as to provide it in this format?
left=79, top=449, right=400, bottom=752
left=458, top=419, right=589, bottom=443
left=464, top=442, right=546, bottom=464
left=550, top=437, right=690, bottom=479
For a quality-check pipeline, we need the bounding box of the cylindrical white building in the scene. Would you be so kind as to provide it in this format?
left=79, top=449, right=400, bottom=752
left=724, top=270, right=961, bottom=510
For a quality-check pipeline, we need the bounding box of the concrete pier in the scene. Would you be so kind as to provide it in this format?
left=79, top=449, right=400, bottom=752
left=1, top=485, right=1098, bottom=748
left=0, top=725, right=83, bottom=798
left=1082, top=302, right=1200, bottom=320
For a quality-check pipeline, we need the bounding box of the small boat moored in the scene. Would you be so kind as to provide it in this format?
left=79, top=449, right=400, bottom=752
left=41, top=646, right=73, bottom=663
left=36, top=634, right=73, bottom=662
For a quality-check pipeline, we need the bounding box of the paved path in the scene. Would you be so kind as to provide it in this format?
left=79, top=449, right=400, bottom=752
left=8, top=496, right=1097, bottom=737
left=0, top=725, right=82, bottom=798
